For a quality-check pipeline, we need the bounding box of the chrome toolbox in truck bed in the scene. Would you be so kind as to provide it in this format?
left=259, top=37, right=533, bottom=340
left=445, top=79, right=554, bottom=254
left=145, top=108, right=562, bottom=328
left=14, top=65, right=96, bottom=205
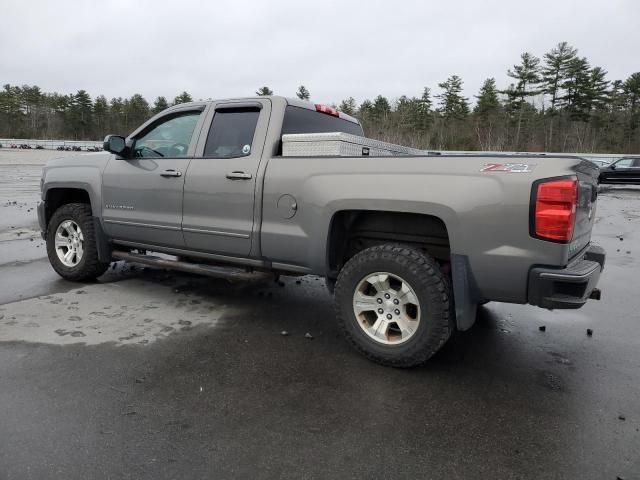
left=281, top=132, right=427, bottom=157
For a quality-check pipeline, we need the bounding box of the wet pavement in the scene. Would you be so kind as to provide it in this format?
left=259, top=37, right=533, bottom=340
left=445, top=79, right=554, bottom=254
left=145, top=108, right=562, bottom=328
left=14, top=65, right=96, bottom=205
left=0, top=150, right=639, bottom=479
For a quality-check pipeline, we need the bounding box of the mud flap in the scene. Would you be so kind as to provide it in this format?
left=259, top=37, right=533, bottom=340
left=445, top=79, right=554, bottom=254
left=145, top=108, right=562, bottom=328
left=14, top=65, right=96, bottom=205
left=451, top=254, right=480, bottom=331
left=93, top=218, right=113, bottom=263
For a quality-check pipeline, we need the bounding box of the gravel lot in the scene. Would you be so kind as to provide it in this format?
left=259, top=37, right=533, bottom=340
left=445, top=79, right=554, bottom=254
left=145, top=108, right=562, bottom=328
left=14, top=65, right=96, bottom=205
left=0, top=149, right=638, bottom=479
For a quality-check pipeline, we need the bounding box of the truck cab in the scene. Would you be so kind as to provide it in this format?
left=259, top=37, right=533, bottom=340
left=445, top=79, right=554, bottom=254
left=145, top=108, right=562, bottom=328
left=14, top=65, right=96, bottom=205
left=99, top=97, right=362, bottom=259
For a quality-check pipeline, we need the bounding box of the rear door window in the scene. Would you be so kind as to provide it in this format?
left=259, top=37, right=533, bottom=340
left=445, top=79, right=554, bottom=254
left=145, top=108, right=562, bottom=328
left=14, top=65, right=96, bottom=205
left=203, top=108, right=260, bottom=158
left=282, top=106, right=364, bottom=136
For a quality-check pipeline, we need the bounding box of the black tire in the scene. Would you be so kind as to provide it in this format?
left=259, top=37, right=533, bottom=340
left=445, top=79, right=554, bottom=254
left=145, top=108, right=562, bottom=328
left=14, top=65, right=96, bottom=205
left=334, top=244, right=452, bottom=368
left=46, top=203, right=110, bottom=281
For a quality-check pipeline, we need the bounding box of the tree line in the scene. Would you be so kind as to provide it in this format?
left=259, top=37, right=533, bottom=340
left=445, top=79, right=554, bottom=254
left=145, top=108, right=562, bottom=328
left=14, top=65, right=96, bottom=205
left=1, top=41, right=639, bottom=153
left=0, top=87, right=193, bottom=142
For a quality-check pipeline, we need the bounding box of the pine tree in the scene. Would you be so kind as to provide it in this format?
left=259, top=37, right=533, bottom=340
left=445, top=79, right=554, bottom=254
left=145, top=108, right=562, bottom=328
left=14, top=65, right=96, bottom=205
left=472, top=79, right=502, bottom=150
left=256, top=86, right=273, bottom=96
left=541, top=43, right=578, bottom=148
left=395, top=95, right=415, bottom=129
left=542, top=42, right=577, bottom=111
left=624, top=72, right=640, bottom=145
left=412, top=87, right=433, bottom=130
left=474, top=78, right=500, bottom=117
left=93, top=95, right=109, bottom=138
left=608, top=80, right=626, bottom=113
left=296, top=85, right=310, bottom=101
left=586, top=67, right=610, bottom=112
left=501, top=84, right=519, bottom=116
left=560, top=57, right=591, bottom=120
left=152, top=96, right=169, bottom=115
left=126, top=94, right=151, bottom=131
left=50, top=93, right=72, bottom=137
left=508, top=53, right=542, bottom=105
left=358, top=99, right=374, bottom=120
left=0, top=84, right=24, bottom=137
left=624, top=72, right=640, bottom=113
left=173, top=91, right=193, bottom=104
left=109, top=97, right=125, bottom=134
left=372, top=95, right=391, bottom=123
left=436, top=75, right=469, bottom=120
left=507, top=53, right=541, bottom=146
left=596, top=79, right=625, bottom=150
left=396, top=89, right=433, bottom=132
left=68, top=90, right=93, bottom=139
left=21, top=85, right=44, bottom=136
left=339, top=97, right=357, bottom=115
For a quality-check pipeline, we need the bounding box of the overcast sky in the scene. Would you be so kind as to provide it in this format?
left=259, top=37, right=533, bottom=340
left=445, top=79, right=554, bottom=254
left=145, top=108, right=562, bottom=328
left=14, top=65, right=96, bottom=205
left=1, top=0, right=638, bottom=106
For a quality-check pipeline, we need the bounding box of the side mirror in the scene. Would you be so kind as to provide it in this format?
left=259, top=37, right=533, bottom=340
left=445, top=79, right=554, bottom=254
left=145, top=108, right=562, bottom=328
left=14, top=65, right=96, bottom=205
left=103, top=135, right=127, bottom=155
left=610, top=164, right=616, bottom=170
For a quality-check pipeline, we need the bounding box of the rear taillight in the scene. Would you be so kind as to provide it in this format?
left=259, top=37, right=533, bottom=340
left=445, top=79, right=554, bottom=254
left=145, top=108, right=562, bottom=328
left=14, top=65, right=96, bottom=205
left=315, top=104, right=340, bottom=117
left=533, top=178, right=578, bottom=242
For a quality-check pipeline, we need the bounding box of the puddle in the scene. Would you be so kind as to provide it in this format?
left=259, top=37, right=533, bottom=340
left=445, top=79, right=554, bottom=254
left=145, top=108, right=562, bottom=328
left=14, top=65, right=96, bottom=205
left=0, top=279, right=234, bottom=346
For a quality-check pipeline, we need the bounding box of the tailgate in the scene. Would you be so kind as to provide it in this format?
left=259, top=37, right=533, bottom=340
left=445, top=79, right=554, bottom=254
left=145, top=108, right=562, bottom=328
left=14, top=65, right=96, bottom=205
left=570, top=164, right=600, bottom=258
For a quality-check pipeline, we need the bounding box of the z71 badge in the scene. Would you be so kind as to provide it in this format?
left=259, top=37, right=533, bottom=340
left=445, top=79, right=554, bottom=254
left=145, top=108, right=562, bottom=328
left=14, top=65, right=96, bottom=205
left=481, top=163, right=535, bottom=173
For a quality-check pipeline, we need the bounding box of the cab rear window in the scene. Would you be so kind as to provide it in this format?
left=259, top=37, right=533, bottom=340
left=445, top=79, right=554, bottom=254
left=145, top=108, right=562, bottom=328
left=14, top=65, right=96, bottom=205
left=282, top=106, right=364, bottom=136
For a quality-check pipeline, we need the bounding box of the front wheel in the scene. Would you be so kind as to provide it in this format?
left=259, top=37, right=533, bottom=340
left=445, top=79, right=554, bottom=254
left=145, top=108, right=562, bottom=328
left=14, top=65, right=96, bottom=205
left=46, top=203, right=110, bottom=281
left=334, top=244, right=452, bottom=367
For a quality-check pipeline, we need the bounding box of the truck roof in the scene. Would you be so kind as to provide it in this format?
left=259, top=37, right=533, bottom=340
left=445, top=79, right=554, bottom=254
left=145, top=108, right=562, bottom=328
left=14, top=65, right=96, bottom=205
left=169, top=96, right=361, bottom=126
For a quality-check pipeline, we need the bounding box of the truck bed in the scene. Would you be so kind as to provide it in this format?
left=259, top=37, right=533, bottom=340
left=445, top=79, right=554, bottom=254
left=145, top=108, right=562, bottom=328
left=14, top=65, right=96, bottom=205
left=281, top=132, right=427, bottom=157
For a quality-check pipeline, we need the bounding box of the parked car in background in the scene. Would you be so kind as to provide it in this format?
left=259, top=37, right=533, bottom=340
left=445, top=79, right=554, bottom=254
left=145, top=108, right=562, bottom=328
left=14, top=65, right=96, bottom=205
left=599, top=157, right=640, bottom=185
left=587, top=159, right=611, bottom=168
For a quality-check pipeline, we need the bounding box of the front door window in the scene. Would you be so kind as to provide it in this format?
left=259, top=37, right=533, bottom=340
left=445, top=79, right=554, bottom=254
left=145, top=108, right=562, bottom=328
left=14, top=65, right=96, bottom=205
left=133, top=112, right=201, bottom=158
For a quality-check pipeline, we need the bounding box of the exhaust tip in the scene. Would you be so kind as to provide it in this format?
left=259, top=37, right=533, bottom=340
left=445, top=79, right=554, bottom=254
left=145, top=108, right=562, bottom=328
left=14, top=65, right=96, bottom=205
left=589, top=288, right=602, bottom=301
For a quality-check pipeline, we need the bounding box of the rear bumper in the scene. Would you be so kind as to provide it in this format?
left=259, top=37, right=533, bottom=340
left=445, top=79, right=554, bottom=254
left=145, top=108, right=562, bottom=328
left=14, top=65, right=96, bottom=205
left=528, top=244, right=605, bottom=309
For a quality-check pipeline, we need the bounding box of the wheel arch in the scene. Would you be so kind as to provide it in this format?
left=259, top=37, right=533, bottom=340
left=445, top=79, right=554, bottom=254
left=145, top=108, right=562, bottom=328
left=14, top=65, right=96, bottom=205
left=326, top=209, right=481, bottom=331
left=326, top=209, right=452, bottom=276
left=44, top=186, right=93, bottom=228
left=43, top=187, right=112, bottom=263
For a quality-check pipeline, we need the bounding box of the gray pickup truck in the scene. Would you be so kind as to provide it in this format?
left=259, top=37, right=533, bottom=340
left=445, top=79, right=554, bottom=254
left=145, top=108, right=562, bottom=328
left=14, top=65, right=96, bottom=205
left=38, top=96, right=605, bottom=367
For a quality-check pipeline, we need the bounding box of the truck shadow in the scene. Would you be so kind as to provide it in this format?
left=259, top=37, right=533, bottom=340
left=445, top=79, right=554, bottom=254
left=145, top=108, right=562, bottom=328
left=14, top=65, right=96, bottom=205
left=113, top=266, right=533, bottom=376
left=430, top=305, right=517, bottom=365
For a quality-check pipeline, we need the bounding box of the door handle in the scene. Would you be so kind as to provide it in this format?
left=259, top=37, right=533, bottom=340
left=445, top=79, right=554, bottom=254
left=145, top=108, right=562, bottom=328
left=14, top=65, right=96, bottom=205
left=160, top=169, right=182, bottom=177
left=226, top=171, right=252, bottom=180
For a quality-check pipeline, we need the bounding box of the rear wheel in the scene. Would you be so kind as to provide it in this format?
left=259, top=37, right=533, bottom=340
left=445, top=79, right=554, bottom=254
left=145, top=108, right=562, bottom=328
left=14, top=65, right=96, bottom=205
left=46, top=203, right=110, bottom=281
left=334, top=244, right=452, bottom=367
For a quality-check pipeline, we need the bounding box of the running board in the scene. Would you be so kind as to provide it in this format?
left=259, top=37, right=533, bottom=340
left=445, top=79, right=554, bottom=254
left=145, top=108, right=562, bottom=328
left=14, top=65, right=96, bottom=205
left=111, top=250, right=273, bottom=283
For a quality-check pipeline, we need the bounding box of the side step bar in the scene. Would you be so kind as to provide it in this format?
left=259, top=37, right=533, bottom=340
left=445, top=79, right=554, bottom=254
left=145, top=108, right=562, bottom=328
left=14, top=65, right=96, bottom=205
left=111, top=250, right=273, bottom=283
